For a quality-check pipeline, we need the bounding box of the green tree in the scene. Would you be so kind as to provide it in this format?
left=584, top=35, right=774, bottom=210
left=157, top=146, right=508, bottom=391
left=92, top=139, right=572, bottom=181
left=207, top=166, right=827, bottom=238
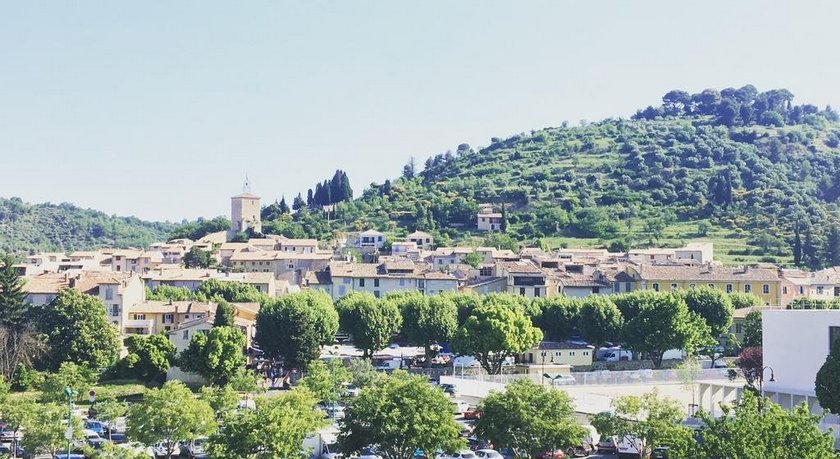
left=729, top=292, right=761, bottom=310
left=698, top=391, right=837, bottom=458
left=36, top=288, right=121, bottom=371
left=212, top=300, right=235, bottom=327
left=120, top=333, right=176, bottom=384
left=741, top=310, right=763, bottom=348
left=338, top=371, right=462, bottom=459
left=195, top=278, right=265, bottom=303
left=461, top=251, right=483, bottom=269
left=178, top=326, right=246, bottom=385
left=127, top=381, right=216, bottom=459
left=534, top=296, right=581, bottom=341
left=207, top=389, right=324, bottom=459
left=21, top=402, right=83, bottom=457
left=620, top=291, right=707, bottom=368
left=589, top=390, right=695, bottom=458
left=577, top=296, right=623, bottom=346
left=0, top=254, right=38, bottom=382
left=336, top=292, right=402, bottom=359
left=815, top=338, right=840, bottom=416
left=256, top=291, right=339, bottom=369
left=346, top=358, right=383, bottom=389
left=0, top=396, right=35, bottom=458
left=681, top=287, right=735, bottom=337
left=475, top=379, right=586, bottom=458
left=394, top=293, right=457, bottom=368
left=145, top=285, right=193, bottom=301
left=825, top=224, right=840, bottom=267
left=299, top=358, right=351, bottom=405
left=94, top=398, right=128, bottom=441
left=39, top=361, right=97, bottom=402
left=451, top=303, right=543, bottom=374
left=182, top=246, right=214, bottom=268
left=199, top=385, right=240, bottom=419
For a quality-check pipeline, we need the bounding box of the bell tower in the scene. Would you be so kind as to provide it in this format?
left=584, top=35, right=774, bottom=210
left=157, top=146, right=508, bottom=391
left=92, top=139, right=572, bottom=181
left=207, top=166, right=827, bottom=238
left=228, top=175, right=261, bottom=241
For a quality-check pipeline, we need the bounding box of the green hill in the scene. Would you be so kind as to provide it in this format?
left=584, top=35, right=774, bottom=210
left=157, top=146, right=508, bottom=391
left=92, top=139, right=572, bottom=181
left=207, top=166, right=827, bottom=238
left=0, top=197, right=178, bottom=253
left=271, top=86, right=840, bottom=268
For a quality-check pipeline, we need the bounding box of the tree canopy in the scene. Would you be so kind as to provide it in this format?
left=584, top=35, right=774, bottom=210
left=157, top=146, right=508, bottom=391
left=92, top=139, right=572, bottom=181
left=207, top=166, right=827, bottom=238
left=256, top=291, right=339, bottom=369
left=336, top=292, right=402, bottom=359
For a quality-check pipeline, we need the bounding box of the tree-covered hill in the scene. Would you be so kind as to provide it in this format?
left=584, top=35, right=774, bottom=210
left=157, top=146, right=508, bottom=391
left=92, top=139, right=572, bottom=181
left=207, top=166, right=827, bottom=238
left=273, top=86, right=840, bottom=268
left=0, top=197, right=178, bottom=253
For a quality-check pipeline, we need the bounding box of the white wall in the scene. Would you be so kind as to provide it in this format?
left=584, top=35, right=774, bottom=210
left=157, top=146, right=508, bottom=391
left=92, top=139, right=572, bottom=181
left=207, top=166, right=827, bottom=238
left=763, top=309, right=840, bottom=394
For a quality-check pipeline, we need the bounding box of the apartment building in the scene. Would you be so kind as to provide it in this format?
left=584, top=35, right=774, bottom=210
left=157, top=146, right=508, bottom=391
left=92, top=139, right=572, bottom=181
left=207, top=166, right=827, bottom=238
left=315, top=260, right=461, bottom=300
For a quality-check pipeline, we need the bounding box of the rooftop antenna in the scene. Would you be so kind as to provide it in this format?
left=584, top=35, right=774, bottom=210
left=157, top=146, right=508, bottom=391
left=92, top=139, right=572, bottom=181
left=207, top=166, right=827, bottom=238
left=243, top=174, right=252, bottom=193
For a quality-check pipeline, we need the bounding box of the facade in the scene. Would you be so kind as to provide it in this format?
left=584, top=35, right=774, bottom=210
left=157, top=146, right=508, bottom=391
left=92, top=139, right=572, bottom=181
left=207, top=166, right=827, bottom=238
left=321, top=260, right=461, bottom=300
left=229, top=192, right=262, bottom=240
left=626, top=264, right=783, bottom=306
left=500, top=260, right=555, bottom=299
left=110, top=250, right=163, bottom=273
left=124, top=300, right=215, bottom=335
left=477, top=212, right=503, bottom=232
left=406, top=231, right=434, bottom=250
left=674, top=242, right=714, bottom=264
left=358, top=230, right=385, bottom=250
left=521, top=341, right=595, bottom=368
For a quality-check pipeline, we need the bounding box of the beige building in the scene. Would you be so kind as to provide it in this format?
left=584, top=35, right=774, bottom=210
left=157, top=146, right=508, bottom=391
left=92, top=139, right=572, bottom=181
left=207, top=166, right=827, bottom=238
left=477, top=212, right=503, bottom=232
left=229, top=190, right=262, bottom=240
left=314, top=260, right=461, bottom=299
left=124, top=300, right=215, bottom=335
left=500, top=260, right=555, bottom=299
left=110, top=250, right=163, bottom=273
left=407, top=231, right=434, bottom=250
left=521, top=341, right=595, bottom=368
left=228, top=250, right=332, bottom=285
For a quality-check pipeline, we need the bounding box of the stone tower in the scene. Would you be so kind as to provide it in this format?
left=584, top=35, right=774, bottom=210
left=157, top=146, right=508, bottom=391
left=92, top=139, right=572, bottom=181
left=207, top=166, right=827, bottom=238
left=228, top=176, right=261, bottom=241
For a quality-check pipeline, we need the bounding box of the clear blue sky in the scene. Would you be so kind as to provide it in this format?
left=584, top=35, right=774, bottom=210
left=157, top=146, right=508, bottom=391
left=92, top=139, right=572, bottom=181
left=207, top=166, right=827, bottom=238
left=2, top=1, right=838, bottom=222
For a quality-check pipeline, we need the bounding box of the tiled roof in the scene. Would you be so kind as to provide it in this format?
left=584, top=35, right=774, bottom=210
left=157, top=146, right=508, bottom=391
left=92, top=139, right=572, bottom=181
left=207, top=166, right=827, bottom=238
left=129, top=301, right=214, bottom=314
left=532, top=341, right=595, bottom=350
left=635, top=264, right=780, bottom=282
left=501, top=261, right=544, bottom=275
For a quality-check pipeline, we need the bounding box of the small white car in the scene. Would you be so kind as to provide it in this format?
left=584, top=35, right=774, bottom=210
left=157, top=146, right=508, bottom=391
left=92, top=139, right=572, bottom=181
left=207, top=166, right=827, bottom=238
left=436, top=451, right=477, bottom=459
left=357, top=447, right=383, bottom=459
left=475, top=449, right=502, bottom=458
left=451, top=400, right=471, bottom=415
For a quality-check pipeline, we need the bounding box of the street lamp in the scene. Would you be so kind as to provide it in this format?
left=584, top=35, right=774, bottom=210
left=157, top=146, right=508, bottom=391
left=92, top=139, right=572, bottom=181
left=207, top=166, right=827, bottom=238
left=757, top=366, right=776, bottom=411
left=64, top=387, right=79, bottom=458
left=540, top=351, right=547, bottom=386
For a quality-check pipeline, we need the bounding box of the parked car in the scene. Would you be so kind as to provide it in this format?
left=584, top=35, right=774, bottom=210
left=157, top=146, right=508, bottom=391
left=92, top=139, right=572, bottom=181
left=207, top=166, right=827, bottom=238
left=534, top=450, right=566, bottom=459
left=109, top=432, right=129, bottom=444
left=187, top=437, right=207, bottom=458
left=463, top=407, right=481, bottom=420
left=651, top=446, right=670, bottom=459
left=54, top=454, right=86, bottom=459
left=153, top=441, right=182, bottom=458
left=358, top=446, right=383, bottom=459
left=596, top=436, right=618, bottom=454
left=436, top=451, right=477, bottom=459
left=0, top=443, right=25, bottom=457
left=474, top=449, right=502, bottom=458
left=452, top=400, right=471, bottom=415
left=85, top=419, right=106, bottom=436
left=439, top=384, right=457, bottom=396
left=0, top=426, right=22, bottom=442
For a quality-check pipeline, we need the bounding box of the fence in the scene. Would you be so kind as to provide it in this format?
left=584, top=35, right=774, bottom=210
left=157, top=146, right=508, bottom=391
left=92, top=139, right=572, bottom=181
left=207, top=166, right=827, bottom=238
left=447, top=367, right=732, bottom=386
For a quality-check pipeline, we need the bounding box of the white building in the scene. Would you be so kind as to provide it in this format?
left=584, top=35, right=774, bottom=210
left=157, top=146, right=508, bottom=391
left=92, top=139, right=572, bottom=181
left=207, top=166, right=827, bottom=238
left=358, top=230, right=385, bottom=250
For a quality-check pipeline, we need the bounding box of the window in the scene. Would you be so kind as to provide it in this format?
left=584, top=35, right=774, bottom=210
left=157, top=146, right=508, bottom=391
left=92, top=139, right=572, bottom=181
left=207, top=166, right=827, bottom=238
left=570, top=351, right=575, bottom=356
left=689, top=284, right=696, bottom=289
left=763, top=284, right=770, bottom=294
left=652, top=283, right=660, bottom=292
left=133, top=314, right=146, bottom=320
left=835, top=287, right=840, bottom=297
left=110, top=305, right=120, bottom=317
left=613, top=283, right=620, bottom=293
left=800, top=286, right=805, bottom=295
left=184, top=315, right=190, bottom=319
left=105, top=288, right=113, bottom=301
left=373, top=291, right=380, bottom=298
left=736, top=324, right=743, bottom=334
left=831, top=326, right=840, bottom=352
left=744, top=284, right=751, bottom=293
left=338, top=285, right=346, bottom=296
left=534, top=288, right=540, bottom=298
left=592, top=287, right=600, bottom=294
left=343, top=278, right=351, bottom=284
left=373, top=278, right=380, bottom=287
left=519, top=287, right=526, bottom=296
left=708, top=284, right=714, bottom=288
left=783, top=286, right=788, bottom=294
left=183, top=330, right=189, bottom=340
left=671, top=283, right=678, bottom=290
left=818, top=286, right=825, bottom=295
left=726, top=284, right=733, bottom=293
left=399, top=279, right=405, bottom=286
left=625, top=282, right=632, bottom=292
left=359, top=278, right=365, bottom=287
left=163, top=314, right=174, bottom=324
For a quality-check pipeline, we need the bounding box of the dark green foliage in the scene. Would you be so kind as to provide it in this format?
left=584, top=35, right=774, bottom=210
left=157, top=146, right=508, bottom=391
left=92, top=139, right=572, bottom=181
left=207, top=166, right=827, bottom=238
left=118, top=333, right=176, bottom=384
left=741, top=310, right=763, bottom=348
left=178, top=326, right=246, bottom=385
left=195, top=278, right=267, bottom=303
left=578, top=296, right=623, bottom=346
left=0, top=197, right=178, bottom=252
left=680, top=287, right=734, bottom=337
left=213, top=300, right=235, bottom=327
left=815, top=339, right=840, bottom=416
left=533, top=296, right=581, bottom=341
left=336, top=292, right=402, bottom=359
left=182, top=246, right=214, bottom=268
left=169, top=216, right=230, bottom=241
left=0, top=254, right=28, bottom=327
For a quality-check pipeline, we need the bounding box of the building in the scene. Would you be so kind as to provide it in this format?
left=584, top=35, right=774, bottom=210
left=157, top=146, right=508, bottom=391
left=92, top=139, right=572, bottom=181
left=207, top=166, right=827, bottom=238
left=391, top=241, right=422, bottom=259
left=229, top=185, right=262, bottom=241
left=500, top=260, right=555, bottom=299
left=316, top=260, right=461, bottom=300
left=227, top=250, right=332, bottom=284
left=406, top=231, right=434, bottom=250
left=124, top=300, right=215, bottom=335
left=625, top=264, right=783, bottom=306
left=675, top=242, right=714, bottom=264
left=521, top=341, right=595, bottom=368
left=110, top=250, right=163, bottom=273
left=477, top=212, right=503, bottom=232
left=358, top=230, right=385, bottom=250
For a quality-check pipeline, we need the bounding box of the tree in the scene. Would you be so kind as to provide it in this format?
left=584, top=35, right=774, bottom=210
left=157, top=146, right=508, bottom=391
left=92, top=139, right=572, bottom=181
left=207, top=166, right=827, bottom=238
left=394, top=293, right=457, bottom=368
left=195, top=278, right=266, bottom=303
left=299, top=358, right=351, bottom=405
left=21, top=402, right=83, bottom=458
left=95, top=398, right=128, bottom=441
left=127, top=381, right=216, bottom=459
left=39, top=361, right=97, bottom=402
left=338, top=371, right=462, bottom=459
left=735, top=346, right=764, bottom=390
left=0, top=396, right=35, bottom=458
left=589, top=390, right=695, bottom=458
left=698, top=391, right=836, bottom=458
left=729, top=292, right=761, bottom=310
left=500, top=203, right=508, bottom=233
left=182, top=246, right=214, bottom=268
left=620, top=291, right=706, bottom=368
left=346, top=358, right=383, bottom=389
left=578, top=296, right=623, bottom=347
left=741, top=310, right=763, bottom=348
left=207, top=389, right=324, bottom=459
left=681, top=287, right=734, bottom=337
left=120, top=333, right=177, bottom=384
left=0, top=255, right=40, bottom=382
left=825, top=224, right=840, bottom=267
left=475, top=379, right=586, bottom=458
left=146, top=285, right=193, bottom=302
left=35, top=288, right=121, bottom=371
left=336, top=292, right=402, bottom=359
left=279, top=196, right=290, bottom=214
left=256, top=291, right=339, bottom=369
left=793, top=223, right=803, bottom=266
left=815, top=338, right=840, bottom=415
left=402, top=157, right=416, bottom=179
left=199, top=385, right=240, bottom=419
left=178, top=326, right=246, bottom=385
left=534, top=297, right=581, bottom=341
left=461, top=251, right=483, bottom=269
left=662, top=90, right=691, bottom=116
left=451, top=302, right=543, bottom=374
left=213, top=300, right=235, bottom=327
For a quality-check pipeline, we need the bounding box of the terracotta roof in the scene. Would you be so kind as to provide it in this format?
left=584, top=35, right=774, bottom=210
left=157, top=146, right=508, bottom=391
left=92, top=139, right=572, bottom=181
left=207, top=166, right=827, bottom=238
left=532, top=341, right=595, bottom=350
left=304, top=270, right=332, bottom=285
left=143, top=268, right=215, bottom=282
left=634, top=264, right=780, bottom=282
left=407, top=231, right=433, bottom=239
left=232, top=192, right=260, bottom=199
left=559, top=275, right=611, bottom=288
left=501, top=261, right=544, bottom=275
left=23, top=272, right=135, bottom=294
left=129, top=301, right=215, bottom=314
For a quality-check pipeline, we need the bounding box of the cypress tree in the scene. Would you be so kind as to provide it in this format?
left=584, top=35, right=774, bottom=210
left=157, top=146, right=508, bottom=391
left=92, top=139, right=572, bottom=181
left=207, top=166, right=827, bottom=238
left=0, top=255, right=28, bottom=328
left=793, top=223, right=802, bottom=266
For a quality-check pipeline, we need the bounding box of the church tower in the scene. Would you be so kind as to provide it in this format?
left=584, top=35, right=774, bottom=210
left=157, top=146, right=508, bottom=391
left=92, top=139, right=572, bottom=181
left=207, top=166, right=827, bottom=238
left=228, top=176, right=261, bottom=241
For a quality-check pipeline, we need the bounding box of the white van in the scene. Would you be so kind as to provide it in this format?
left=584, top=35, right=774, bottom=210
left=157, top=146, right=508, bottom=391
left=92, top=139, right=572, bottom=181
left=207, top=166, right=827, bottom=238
left=616, top=435, right=645, bottom=459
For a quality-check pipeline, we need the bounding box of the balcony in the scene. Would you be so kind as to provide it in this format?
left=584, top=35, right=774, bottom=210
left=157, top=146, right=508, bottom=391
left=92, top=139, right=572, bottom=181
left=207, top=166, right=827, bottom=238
left=122, top=319, right=154, bottom=335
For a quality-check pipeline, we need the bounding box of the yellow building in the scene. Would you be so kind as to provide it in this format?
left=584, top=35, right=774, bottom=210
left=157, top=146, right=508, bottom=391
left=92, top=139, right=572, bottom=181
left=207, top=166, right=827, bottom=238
left=625, top=264, right=783, bottom=307
left=521, top=341, right=595, bottom=368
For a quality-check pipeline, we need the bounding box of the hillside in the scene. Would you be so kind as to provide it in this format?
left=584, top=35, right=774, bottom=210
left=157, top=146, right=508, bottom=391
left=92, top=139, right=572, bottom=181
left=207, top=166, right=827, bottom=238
left=0, top=198, right=178, bottom=253
left=270, top=86, right=840, bottom=267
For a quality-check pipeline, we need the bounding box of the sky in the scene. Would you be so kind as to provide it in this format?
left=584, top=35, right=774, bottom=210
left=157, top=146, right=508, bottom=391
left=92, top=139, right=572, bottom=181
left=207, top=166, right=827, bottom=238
left=1, top=1, right=839, bottom=222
